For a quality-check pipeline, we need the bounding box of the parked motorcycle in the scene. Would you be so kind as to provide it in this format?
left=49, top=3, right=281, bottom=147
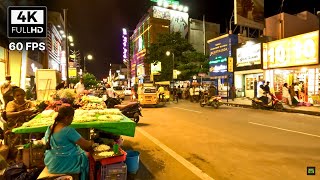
left=104, top=97, right=122, bottom=108
left=252, top=93, right=284, bottom=111
left=105, top=98, right=142, bottom=123
left=115, top=102, right=143, bottom=123
left=200, top=95, right=222, bottom=109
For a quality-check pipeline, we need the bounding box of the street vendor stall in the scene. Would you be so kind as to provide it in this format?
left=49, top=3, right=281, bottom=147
left=12, top=108, right=136, bottom=137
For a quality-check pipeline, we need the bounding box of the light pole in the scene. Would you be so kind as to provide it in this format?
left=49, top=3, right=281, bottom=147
left=166, top=51, right=175, bottom=82
left=84, top=54, right=93, bottom=73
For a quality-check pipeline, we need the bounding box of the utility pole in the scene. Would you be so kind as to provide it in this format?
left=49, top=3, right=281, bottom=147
left=63, top=9, right=69, bottom=84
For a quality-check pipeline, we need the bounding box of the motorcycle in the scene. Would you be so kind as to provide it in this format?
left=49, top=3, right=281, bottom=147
left=200, top=95, right=222, bottom=109
left=115, top=102, right=143, bottom=123
left=104, top=97, right=122, bottom=108
left=105, top=98, right=142, bottom=123
left=252, top=93, right=284, bottom=111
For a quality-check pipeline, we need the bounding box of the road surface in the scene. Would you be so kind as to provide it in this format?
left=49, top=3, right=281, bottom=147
left=122, top=99, right=320, bottom=180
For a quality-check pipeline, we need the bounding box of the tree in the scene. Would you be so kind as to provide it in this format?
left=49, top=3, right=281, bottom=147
left=69, top=73, right=98, bottom=88
left=145, top=32, right=209, bottom=81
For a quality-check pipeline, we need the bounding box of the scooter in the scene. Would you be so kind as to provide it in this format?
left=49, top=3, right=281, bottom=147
left=200, top=95, right=222, bottom=109
left=115, top=102, right=143, bottom=123
left=252, top=93, right=284, bottom=111
left=105, top=98, right=142, bottom=123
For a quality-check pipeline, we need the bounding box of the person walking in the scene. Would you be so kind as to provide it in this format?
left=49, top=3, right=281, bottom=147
left=282, top=83, right=292, bottom=106
left=0, top=76, right=14, bottom=109
left=189, top=86, right=194, bottom=102
left=74, top=78, right=85, bottom=95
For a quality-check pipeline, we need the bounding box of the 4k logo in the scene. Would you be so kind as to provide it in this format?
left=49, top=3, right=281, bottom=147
left=7, top=6, right=47, bottom=38
left=307, top=167, right=316, bottom=175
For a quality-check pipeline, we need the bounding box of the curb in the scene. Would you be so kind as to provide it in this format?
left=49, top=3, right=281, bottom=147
left=222, top=102, right=320, bottom=116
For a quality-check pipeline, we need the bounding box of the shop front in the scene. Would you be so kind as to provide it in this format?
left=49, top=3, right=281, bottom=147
left=263, top=30, right=319, bottom=104
left=0, top=46, right=8, bottom=81
left=208, top=34, right=238, bottom=97
left=233, top=42, right=264, bottom=98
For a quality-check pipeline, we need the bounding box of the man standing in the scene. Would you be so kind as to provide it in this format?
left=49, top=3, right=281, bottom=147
left=0, top=76, right=13, bottom=109
left=74, top=78, right=85, bottom=95
left=264, top=81, right=270, bottom=94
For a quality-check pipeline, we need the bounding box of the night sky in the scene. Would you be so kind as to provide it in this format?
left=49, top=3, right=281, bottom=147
left=42, top=0, right=318, bottom=79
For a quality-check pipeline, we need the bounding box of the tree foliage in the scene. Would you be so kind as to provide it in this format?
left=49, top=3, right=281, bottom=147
left=145, top=32, right=209, bottom=81
left=69, top=73, right=98, bottom=88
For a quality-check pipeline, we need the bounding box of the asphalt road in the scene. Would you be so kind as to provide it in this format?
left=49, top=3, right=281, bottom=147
left=122, top=98, right=320, bottom=180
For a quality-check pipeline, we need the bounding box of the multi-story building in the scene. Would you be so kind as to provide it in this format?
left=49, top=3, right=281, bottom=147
left=189, top=18, right=220, bottom=55
left=263, top=11, right=319, bottom=103
left=130, top=5, right=189, bottom=85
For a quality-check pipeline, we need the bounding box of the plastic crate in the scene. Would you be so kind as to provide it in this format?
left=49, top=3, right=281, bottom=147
left=99, top=148, right=127, bottom=166
left=99, top=162, right=127, bottom=180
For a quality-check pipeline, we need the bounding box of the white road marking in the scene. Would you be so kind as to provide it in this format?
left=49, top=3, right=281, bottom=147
left=249, top=122, right=320, bottom=138
left=137, top=127, right=214, bottom=180
left=173, top=107, right=202, bottom=113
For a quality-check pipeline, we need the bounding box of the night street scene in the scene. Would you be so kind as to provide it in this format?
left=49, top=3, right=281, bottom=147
left=0, top=0, right=319, bottom=179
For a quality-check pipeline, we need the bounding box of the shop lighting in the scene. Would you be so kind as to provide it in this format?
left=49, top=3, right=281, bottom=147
left=163, top=1, right=169, bottom=8
left=68, top=35, right=73, bottom=42
left=57, top=25, right=61, bottom=28
left=59, top=30, right=64, bottom=34
left=62, top=34, right=66, bottom=38
left=172, top=4, right=178, bottom=10
left=157, top=0, right=163, bottom=6
left=301, top=67, right=308, bottom=72
left=178, top=5, right=183, bottom=11
left=183, top=6, right=189, bottom=12
left=70, top=43, right=74, bottom=47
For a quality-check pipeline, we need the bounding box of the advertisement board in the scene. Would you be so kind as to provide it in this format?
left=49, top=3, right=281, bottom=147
left=152, top=6, right=189, bottom=37
left=151, top=62, right=161, bottom=73
left=208, top=34, right=238, bottom=77
left=234, top=0, right=264, bottom=29
left=236, top=43, right=261, bottom=67
left=263, top=31, right=319, bottom=69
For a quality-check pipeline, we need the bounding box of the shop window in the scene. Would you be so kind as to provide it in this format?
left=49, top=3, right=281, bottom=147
left=246, top=78, right=254, bottom=90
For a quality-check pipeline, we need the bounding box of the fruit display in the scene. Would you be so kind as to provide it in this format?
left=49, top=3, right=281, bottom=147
left=81, top=96, right=103, bottom=104
left=94, top=144, right=111, bottom=152
left=21, top=108, right=124, bottom=128
left=80, top=102, right=105, bottom=110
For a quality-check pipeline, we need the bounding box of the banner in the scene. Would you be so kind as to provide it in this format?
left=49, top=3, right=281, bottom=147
left=234, top=0, right=264, bottom=29
left=236, top=43, right=261, bottom=67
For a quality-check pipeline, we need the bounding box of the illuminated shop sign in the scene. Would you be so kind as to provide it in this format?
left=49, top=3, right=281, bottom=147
left=209, top=64, right=227, bottom=73
left=138, top=36, right=144, bottom=52
left=151, top=62, right=162, bottom=73
left=263, top=30, right=319, bottom=69
left=209, top=56, right=227, bottom=64
left=122, top=28, right=128, bottom=62
left=236, top=43, right=261, bottom=67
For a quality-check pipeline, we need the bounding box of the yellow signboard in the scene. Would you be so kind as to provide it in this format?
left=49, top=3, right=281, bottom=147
left=263, top=30, right=319, bottom=69
left=68, top=68, right=77, bottom=78
left=228, top=57, right=233, bottom=72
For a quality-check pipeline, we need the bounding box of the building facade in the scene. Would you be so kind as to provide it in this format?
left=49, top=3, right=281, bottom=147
left=189, top=18, right=220, bottom=54
left=130, top=5, right=189, bottom=85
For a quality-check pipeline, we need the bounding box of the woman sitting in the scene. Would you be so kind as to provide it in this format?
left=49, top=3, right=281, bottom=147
left=44, top=106, right=94, bottom=180
left=6, top=88, right=35, bottom=162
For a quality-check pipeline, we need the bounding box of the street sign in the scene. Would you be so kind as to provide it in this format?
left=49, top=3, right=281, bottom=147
left=198, top=73, right=206, bottom=77
left=193, top=76, right=196, bottom=80
left=7, top=6, right=47, bottom=38
left=228, top=57, right=233, bottom=72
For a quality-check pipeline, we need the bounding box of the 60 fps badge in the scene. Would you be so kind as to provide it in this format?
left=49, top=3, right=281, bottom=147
left=7, top=6, right=47, bottom=38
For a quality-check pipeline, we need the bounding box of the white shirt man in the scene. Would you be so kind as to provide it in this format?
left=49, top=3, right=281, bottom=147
left=74, top=79, right=85, bottom=95
left=189, top=87, right=194, bottom=96
left=106, top=87, right=116, bottom=98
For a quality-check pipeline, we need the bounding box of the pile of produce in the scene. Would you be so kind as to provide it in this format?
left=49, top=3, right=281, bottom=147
left=21, top=109, right=124, bottom=128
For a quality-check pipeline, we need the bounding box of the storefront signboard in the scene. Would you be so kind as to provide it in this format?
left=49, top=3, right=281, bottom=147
left=151, top=62, right=161, bottom=73
left=236, top=43, right=261, bottom=67
left=208, top=34, right=238, bottom=76
left=263, top=30, right=319, bottom=69
left=228, top=57, right=233, bottom=72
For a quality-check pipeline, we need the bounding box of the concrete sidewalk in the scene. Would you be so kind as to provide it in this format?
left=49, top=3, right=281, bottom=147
left=222, top=98, right=320, bottom=116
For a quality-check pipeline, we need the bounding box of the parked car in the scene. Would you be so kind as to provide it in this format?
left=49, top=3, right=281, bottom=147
left=113, top=86, right=125, bottom=100
left=123, top=87, right=132, bottom=96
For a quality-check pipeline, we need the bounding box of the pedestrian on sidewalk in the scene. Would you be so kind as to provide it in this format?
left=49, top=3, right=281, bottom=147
left=282, top=83, right=292, bottom=106
left=231, top=84, right=236, bottom=101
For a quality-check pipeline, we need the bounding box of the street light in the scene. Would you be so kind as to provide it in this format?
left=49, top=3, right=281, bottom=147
left=166, top=51, right=175, bottom=82
left=84, top=54, right=93, bottom=73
